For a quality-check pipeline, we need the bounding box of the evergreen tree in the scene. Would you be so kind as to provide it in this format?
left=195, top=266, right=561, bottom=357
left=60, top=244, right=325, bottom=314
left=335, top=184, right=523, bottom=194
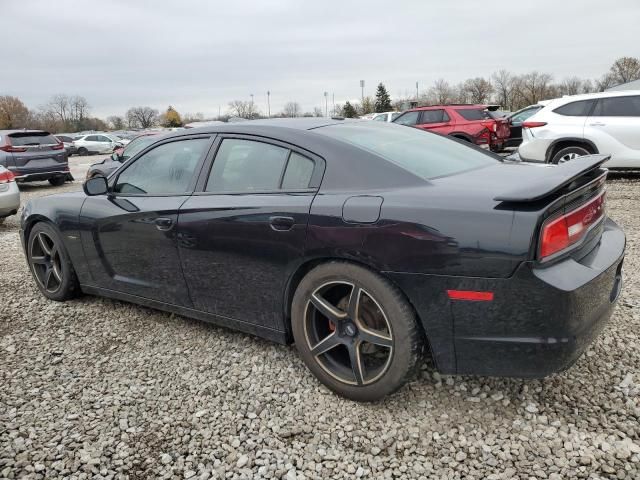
left=342, top=101, right=358, bottom=118
left=374, top=83, right=392, bottom=112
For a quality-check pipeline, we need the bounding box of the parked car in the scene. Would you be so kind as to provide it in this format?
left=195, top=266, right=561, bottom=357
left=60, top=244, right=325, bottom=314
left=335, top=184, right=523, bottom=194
left=518, top=91, right=640, bottom=167
left=392, top=104, right=511, bottom=151
left=0, top=165, right=20, bottom=222
left=74, top=134, right=123, bottom=155
left=55, top=135, right=78, bottom=156
left=86, top=132, right=165, bottom=179
left=0, top=130, right=70, bottom=186
left=372, top=112, right=401, bottom=122
left=20, top=119, right=624, bottom=401
left=502, top=103, right=549, bottom=148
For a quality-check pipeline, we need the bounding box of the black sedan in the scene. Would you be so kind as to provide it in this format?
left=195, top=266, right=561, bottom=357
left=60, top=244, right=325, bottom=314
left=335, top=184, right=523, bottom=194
left=20, top=119, right=625, bottom=401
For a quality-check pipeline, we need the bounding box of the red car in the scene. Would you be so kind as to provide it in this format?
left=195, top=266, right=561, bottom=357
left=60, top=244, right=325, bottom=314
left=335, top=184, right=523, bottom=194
left=393, top=104, right=510, bottom=151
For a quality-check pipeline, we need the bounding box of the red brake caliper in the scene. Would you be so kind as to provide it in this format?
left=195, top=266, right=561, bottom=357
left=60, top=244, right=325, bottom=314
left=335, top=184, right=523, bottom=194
left=328, top=320, right=336, bottom=332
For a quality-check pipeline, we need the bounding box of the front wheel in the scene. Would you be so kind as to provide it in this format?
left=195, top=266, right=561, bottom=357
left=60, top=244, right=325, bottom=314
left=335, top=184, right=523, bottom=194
left=550, top=145, right=591, bottom=164
left=292, top=262, right=423, bottom=401
left=27, top=222, right=80, bottom=301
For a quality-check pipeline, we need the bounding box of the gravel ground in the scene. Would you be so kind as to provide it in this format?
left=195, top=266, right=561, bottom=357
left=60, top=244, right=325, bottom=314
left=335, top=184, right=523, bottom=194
left=1, top=176, right=639, bottom=480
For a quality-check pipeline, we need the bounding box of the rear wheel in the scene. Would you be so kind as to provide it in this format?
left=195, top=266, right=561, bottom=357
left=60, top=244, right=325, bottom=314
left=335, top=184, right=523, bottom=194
left=292, top=262, right=422, bottom=401
left=550, top=145, right=591, bottom=164
left=27, top=222, right=80, bottom=301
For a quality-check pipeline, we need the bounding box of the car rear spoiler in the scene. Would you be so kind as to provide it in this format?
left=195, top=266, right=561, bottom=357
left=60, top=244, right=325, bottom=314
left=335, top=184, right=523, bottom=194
left=494, top=155, right=609, bottom=202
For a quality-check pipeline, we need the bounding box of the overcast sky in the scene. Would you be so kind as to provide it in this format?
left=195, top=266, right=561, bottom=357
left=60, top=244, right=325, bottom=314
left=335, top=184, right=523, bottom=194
left=3, top=0, right=639, bottom=118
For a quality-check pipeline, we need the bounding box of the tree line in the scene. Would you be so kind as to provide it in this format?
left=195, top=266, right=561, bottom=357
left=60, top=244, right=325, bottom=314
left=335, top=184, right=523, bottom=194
left=1, top=56, right=638, bottom=131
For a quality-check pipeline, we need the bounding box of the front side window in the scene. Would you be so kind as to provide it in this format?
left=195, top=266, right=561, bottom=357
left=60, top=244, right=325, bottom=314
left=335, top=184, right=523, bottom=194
left=592, top=96, right=640, bottom=117
left=393, top=111, right=421, bottom=126
left=553, top=100, right=594, bottom=116
left=114, top=138, right=209, bottom=195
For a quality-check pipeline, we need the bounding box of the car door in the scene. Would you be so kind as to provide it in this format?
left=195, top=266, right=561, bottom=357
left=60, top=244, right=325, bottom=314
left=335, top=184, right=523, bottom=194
left=80, top=135, right=213, bottom=306
left=585, top=95, right=640, bottom=166
left=96, top=135, right=116, bottom=153
left=177, top=135, right=324, bottom=331
left=416, top=109, right=451, bottom=134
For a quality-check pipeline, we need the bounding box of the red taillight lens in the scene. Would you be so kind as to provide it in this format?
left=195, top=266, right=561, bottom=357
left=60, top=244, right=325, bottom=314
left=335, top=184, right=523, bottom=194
left=51, top=142, right=64, bottom=150
left=0, top=170, right=16, bottom=183
left=0, top=145, right=27, bottom=153
left=540, top=192, right=606, bottom=259
left=522, top=121, right=547, bottom=128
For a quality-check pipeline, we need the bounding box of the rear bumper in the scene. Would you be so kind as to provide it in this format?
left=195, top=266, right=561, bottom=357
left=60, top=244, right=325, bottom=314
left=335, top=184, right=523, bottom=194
left=11, top=165, right=69, bottom=183
left=0, top=181, right=20, bottom=216
left=388, top=218, right=625, bottom=377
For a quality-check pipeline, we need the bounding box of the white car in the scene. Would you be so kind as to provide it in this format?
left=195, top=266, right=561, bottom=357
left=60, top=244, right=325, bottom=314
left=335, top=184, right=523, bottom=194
left=518, top=90, right=640, bottom=167
left=73, top=134, right=123, bottom=155
left=372, top=111, right=401, bottom=122
left=0, top=165, right=20, bottom=223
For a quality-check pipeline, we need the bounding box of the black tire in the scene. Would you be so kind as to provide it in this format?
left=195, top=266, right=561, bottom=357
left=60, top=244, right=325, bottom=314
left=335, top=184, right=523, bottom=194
left=48, top=176, right=66, bottom=186
left=77, top=147, right=88, bottom=156
left=550, top=145, right=591, bottom=164
left=291, top=262, right=423, bottom=401
left=27, top=222, right=80, bottom=301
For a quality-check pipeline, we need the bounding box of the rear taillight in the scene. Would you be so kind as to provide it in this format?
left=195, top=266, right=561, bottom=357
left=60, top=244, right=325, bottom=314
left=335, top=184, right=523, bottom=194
left=474, top=128, right=491, bottom=145
left=0, top=144, right=27, bottom=153
left=0, top=170, right=16, bottom=183
left=539, top=192, right=606, bottom=259
left=51, top=142, right=64, bottom=150
left=522, top=121, right=547, bottom=129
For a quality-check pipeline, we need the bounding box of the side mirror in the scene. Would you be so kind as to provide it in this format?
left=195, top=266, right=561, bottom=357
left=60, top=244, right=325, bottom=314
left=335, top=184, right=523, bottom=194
left=83, top=176, right=109, bottom=196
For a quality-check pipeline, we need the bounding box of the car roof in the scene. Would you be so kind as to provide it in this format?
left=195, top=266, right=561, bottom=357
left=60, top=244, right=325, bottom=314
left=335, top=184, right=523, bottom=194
left=164, top=117, right=351, bottom=137
left=409, top=104, right=486, bottom=111
left=552, top=90, right=640, bottom=103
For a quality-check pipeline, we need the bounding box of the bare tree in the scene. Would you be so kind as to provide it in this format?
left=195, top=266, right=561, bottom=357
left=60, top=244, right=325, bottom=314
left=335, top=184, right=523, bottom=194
left=595, top=73, right=616, bottom=92
left=107, top=115, right=125, bottom=130
left=282, top=101, right=302, bottom=118
left=0, top=96, right=30, bottom=129
left=558, top=76, right=584, bottom=96
left=609, top=56, right=640, bottom=85
left=44, top=94, right=71, bottom=124
left=464, top=77, right=493, bottom=104
left=491, top=70, right=515, bottom=110
left=313, top=107, right=323, bottom=117
left=70, top=96, right=90, bottom=125
left=126, top=106, right=158, bottom=129
left=427, top=79, right=454, bottom=105
left=228, top=100, right=260, bottom=119
left=517, top=72, right=554, bottom=106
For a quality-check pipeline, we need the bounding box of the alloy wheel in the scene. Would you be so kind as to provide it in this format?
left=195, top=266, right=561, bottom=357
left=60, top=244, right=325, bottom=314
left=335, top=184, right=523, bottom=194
left=30, top=232, right=63, bottom=293
left=558, top=152, right=581, bottom=163
left=303, top=281, right=393, bottom=386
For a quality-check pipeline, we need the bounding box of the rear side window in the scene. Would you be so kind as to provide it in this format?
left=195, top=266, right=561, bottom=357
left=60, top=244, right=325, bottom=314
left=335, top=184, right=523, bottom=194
left=281, top=152, right=314, bottom=189
left=456, top=109, right=487, bottom=121
left=56, top=136, right=73, bottom=142
left=592, top=96, right=640, bottom=116
left=85, top=135, right=98, bottom=141
left=553, top=100, right=594, bottom=116
left=419, top=109, right=448, bottom=124
left=9, top=133, right=58, bottom=146
left=316, top=122, right=496, bottom=179
left=393, top=111, right=421, bottom=126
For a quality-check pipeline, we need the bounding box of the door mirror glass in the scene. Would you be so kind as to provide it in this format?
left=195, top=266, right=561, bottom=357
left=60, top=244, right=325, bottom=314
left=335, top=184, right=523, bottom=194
left=83, top=176, right=109, bottom=196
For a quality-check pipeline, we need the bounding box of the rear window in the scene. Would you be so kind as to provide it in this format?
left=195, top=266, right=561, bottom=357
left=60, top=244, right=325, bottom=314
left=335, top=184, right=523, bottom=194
left=9, top=132, right=58, bottom=146
left=315, top=122, right=497, bottom=179
left=56, top=136, right=73, bottom=142
left=456, top=109, right=489, bottom=121
left=553, top=100, right=595, bottom=116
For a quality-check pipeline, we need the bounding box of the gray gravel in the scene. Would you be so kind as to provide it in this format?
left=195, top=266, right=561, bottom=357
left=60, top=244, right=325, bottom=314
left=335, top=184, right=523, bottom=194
left=1, top=177, right=639, bottom=479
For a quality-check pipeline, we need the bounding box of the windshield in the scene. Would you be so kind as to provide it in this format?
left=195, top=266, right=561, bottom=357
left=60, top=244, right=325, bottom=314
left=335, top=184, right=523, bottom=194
left=122, top=135, right=158, bottom=160
left=315, top=122, right=497, bottom=179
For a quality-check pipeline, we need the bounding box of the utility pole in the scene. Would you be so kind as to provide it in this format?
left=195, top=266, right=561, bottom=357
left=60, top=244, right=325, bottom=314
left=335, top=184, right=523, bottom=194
left=324, top=92, right=328, bottom=117
left=332, top=93, right=335, bottom=116
left=267, top=91, right=271, bottom=118
left=416, top=81, right=419, bottom=101
left=360, top=80, right=365, bottom=105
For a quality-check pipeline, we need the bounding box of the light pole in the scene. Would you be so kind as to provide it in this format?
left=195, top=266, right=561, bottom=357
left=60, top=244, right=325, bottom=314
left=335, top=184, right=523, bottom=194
left=332, top=93, right=335, bottom=116
left=324, top=92, right=328, bottom=117
left=267, top=91, right=271, bottom=118
left=416, top=81, right=419, bottom=101
left=360, top=80, right=365, bottom=105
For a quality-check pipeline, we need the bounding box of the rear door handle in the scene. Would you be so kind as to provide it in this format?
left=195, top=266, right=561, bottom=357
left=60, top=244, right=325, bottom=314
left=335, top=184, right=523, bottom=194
left=155, top=217, right=174, bottom=231
left=590, top=122, right=606, bottom=127
left=269, top=216, right=295, bottom=231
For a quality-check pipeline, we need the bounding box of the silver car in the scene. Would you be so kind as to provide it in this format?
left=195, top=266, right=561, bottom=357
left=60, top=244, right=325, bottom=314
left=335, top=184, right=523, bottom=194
left=73, top=133, right=123, bottom=155
left=0, top=165, right=20, bottom=222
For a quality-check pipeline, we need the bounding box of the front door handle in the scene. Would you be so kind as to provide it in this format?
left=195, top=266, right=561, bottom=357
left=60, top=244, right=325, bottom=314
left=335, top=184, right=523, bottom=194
left=269, top=216, right=295, bottom=231
left=589, top=122, right=606, bottom=127
left=155, top=217, right=174, bottom=231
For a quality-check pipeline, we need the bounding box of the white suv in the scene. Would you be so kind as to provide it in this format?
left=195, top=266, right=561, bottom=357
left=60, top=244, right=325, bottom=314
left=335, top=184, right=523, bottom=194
left=518, top=90, right=640, bottom=168
left=74, top=134, right=123, bottom=155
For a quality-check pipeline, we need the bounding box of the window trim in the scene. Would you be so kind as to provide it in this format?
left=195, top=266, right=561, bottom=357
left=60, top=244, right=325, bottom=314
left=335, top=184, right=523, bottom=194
left=194, top=134, right=325, bottom=196
left=109, top=134, right=215, bottom=198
